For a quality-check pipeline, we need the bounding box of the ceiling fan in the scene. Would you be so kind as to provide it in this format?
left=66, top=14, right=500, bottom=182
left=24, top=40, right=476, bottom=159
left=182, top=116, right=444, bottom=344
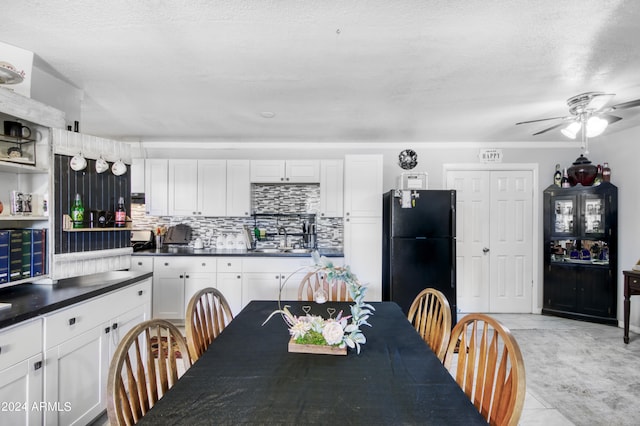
left=516, top=91, right=640, bottom=138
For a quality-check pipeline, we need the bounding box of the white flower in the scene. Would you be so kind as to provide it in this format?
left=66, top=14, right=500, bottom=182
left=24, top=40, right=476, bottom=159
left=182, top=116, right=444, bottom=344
left=289, top=320, right=311, bottom=339
left=322, top=320, right=345, bottom=345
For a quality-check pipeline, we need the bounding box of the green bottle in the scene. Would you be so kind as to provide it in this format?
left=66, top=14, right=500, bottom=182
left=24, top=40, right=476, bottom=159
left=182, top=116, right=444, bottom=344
left=71, top=193, right=84, bottom=228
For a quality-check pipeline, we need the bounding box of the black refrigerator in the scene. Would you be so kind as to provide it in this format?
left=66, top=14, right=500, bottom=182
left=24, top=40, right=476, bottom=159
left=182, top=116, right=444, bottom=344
left=382, top=189, right=456, bottom=324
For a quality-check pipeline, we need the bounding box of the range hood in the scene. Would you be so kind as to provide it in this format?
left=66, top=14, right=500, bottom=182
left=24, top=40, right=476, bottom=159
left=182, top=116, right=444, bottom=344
left=131, top=192, right=145, bottom=204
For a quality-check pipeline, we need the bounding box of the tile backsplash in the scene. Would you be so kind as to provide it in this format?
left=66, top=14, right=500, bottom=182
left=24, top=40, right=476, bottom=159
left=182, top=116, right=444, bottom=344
left=131, top=184, right=343, bottom=249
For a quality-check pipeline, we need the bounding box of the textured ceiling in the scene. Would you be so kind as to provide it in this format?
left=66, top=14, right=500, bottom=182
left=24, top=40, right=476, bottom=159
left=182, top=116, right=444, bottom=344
left=1, top=0, right=640, bottom=143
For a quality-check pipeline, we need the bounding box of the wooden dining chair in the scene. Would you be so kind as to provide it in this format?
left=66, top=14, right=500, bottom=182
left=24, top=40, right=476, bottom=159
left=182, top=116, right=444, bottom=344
left=106, top=319, right=192, bottom=425
left=443, top=313, right=526, bottom=426
left=297, top=270, right=351, bottom=302
left=407, top=288, right=452, bottom=361
left=185, top=287, right=234, bottom=362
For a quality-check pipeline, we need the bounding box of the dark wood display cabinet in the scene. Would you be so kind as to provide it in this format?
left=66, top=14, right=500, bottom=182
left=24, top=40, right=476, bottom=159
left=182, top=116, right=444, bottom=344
left=543, top=182, right=618, bottom=324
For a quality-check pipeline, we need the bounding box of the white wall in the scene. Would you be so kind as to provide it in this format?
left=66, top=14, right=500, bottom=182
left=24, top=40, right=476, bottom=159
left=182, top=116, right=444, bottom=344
left=30, top=66, right=82, bottom=129
left=590, top=127, right=640, bottom=332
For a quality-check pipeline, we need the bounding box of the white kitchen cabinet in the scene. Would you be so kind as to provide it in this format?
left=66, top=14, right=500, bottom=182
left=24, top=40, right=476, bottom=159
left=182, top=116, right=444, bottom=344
left=216, top=258, right=243, bottom=316
left=344, top=154, right=383, bottom=218
left=43, top=279, right=151, bottom=426
left=153, top=257, right=216, bottom=322
left=226, top=159, right=251, bottom=217
left=319, top=159, right=344, bottom=217
left=250, top=160, right=320, bottom=183
left=343, top=154, right=383, bottom=301
left=241, top=258, right=315, bottom=308
left=145, top=159, right=169, bottom=216
left=168, top=159, right=226, bottom=216
left=198, top=160, right=227, bottom=216
left=168, top=159, right=199, bottom=216
left=44, top=322, right=109, bottom=426
left=130, top=256, right=153, bottom=272
left=130, top=158, right=145, bottom=194
left=344, top=216, right=382, bottom=301
left=0, top=319, right=43, bottom=426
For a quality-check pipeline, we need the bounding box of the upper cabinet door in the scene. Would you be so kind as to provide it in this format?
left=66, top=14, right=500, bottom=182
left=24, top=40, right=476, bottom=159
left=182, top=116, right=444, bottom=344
left=285, top=160, right=320, bottom=183
left=250, top=160, right=320, bottom=183
left=250, top=160, right=285, bottom=183
left=130, top=158, right=145, bottom=194
left=344, top=155, right=383, bottom=217
left=145, top=159, right=168, bottom=216
left=198, top=160, right=226, bottom=216
left=227, top=160, right=251, bottom=217
left=320, top=159, right=343, bottom=217
left=168, top=159, right=199, bottom=216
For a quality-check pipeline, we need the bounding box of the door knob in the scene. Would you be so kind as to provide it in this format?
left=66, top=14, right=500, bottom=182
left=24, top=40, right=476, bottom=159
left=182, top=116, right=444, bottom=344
left=483, top=247, right=490, bottom=253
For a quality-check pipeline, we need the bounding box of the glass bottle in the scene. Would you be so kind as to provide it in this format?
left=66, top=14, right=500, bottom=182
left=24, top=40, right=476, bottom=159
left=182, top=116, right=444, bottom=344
left=593, top=164, right=603, bottom=186
left=71, top=193, right=84, bottom=228
left=561, top=168, right=570, bottom=188
left=602, top=162, right=611, bottom=182
left=115, top=196, right=126, bottom=227
left=553, top=164, right=562, bottom=187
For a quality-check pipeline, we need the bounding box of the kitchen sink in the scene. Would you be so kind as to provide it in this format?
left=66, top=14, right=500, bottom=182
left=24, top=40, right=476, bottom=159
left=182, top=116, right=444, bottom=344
left=252, top=248, right=283, bottom=253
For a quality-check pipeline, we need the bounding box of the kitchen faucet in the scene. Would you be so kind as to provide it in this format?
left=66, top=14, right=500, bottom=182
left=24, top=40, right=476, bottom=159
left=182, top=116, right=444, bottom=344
left=277, top=226, right=288, bottom=248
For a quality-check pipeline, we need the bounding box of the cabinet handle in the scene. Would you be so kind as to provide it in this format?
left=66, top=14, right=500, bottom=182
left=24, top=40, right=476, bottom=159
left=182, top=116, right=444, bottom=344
left=245, top=212, right=249, bottom=216
left=185, top=275, right=190, bottom=279
left=281, top=275, right=285, bottom=279
left=280, top=177, right=284, bottom=181
left=180, top=275, right=184, bottom=279
left=112, top=323, right=118, bottom=329
left=346, top=218, right=350, bottom=222
left=68, top=317, right=76, bottom=326
left=346, top=212, right=350, bottom=216
left=193, top=211, right=197, bottom=215
left=227, top=262, right=232, bottom=267
left=286, top=177, right=290, bottom=181
left=105, top=327, right=111, bottom=334
left=138, top=290, right=143, bottom=296
left=237, top=275, right=241, bottom=279
left=34, top=361, right=42, bottom=371
left=202, top=263, right=206, bottom=267
left=275, top=275, right=279, bottom=279
left=137, top=262, right=142, bottom=266
left=321, top=213, right=325, bottom=216
left=165, top=262, right=169, bottom=266
left=0, top=346, right=2, bottom=355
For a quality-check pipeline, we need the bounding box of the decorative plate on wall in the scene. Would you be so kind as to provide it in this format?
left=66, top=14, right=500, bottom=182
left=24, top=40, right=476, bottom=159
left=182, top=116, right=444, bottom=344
left=398, top=149, right=418, bottom=170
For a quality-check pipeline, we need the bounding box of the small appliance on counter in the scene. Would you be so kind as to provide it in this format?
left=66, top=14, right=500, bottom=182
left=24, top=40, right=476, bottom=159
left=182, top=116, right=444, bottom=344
left=131, top=230, right=155, bottom=252
left=164, top=224, right=192, bottom=245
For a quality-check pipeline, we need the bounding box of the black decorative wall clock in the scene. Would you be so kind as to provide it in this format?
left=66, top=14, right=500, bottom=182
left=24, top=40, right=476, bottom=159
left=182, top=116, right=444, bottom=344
left=398, top=149, right=418, bottom=170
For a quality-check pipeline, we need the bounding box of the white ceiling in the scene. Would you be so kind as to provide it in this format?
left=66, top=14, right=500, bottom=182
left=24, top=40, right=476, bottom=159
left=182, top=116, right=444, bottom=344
left=1, top=0, right=640, bottom=144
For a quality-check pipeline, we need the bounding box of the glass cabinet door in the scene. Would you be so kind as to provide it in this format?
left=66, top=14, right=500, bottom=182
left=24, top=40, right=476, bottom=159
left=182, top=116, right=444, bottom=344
left=583, top=194, right=605, bottom=236
left=552, top=197, right=576, bottom=235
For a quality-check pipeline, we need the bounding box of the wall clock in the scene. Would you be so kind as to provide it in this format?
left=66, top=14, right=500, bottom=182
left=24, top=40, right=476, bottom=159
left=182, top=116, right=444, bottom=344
left=398, top=149, right=418, bottom=170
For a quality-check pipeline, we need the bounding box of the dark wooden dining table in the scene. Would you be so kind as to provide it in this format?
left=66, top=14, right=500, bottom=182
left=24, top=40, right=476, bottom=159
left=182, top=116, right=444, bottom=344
left=138, top=301, right=486, bottom=425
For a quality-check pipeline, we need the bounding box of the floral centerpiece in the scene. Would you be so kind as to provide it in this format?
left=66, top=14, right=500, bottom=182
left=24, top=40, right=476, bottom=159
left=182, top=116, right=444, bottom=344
left=263, top=252, right=374, bottom=354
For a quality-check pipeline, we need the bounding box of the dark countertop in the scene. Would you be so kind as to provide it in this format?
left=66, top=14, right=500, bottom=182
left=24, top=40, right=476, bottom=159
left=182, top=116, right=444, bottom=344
left=132, top=247, right=344, bottom=257
left=0, top=270, right=153, bottom=330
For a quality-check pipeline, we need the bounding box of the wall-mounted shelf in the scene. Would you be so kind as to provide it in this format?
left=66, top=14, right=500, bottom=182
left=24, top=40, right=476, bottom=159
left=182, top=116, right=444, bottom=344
left=0, top=215, right=49, bottom=221
left=62, top=214, right=132, bottom=232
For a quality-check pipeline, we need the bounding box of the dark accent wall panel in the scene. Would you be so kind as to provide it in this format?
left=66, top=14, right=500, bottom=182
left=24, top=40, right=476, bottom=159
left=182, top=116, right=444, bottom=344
left=54, top=154, right=131, bottom=254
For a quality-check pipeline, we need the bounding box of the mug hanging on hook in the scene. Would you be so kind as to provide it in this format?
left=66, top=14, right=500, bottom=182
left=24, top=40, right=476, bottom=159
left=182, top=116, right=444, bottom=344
left=95, top=156, right=109, bottom=174
left=112, top=159, right=127, bottom=176
left=70, top=153, right=87, bottom=171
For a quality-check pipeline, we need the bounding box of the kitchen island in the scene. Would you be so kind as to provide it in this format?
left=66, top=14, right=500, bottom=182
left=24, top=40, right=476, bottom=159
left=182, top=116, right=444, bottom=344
left=0, top=270, right=152, bottom=329
left=0, top=270, right=153, bottom=425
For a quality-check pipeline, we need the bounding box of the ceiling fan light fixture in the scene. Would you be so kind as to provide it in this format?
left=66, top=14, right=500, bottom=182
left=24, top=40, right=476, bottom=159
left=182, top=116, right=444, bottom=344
left=561, top=121, right=581, bottom=139
left=586, top=116, right=608, bottom=137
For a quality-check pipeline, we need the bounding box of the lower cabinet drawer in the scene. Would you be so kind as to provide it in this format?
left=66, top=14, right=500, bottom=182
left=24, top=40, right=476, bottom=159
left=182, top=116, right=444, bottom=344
left=45, top=279, right=152, bottom=349
left=0, top=319, right=42, bottom=371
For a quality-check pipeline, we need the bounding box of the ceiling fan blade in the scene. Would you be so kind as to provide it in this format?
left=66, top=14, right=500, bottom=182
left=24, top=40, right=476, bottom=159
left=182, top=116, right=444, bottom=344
left=515, top=116, right=568, bottom=125
left=610, top=98, right=640, bottom=110
left=602, top=114, right=623, bottom=124
left=533, top=122, right=566, bottom=136
left=588, top=93, right=615, bottom=111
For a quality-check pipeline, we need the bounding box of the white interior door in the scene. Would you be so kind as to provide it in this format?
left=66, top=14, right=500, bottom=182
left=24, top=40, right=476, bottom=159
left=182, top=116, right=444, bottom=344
left=447, top=171, right=490, bottom=312
left=446, top=168, right=534, bottom=313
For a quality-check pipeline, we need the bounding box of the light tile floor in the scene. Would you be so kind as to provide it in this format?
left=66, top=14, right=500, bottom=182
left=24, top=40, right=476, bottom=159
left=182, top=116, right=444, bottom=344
left=489, top=314, right=576, bottom=426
